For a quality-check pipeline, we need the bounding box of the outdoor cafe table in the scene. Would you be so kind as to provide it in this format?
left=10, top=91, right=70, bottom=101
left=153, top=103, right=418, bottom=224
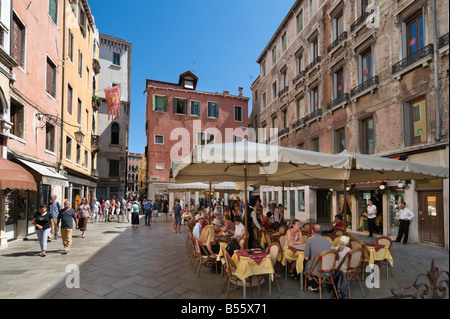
left=363, top=242, right=394, bottom=279
left=281, top=245, right=305, bottom=290
left=232, top=249, right=275, bottom=299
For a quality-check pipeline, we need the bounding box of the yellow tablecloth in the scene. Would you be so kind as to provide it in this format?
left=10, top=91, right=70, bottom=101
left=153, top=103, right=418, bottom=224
left=232, top=252, right=274, bottom=284
left=217, top=242, right=229, bottom=261
left=259, top=230, right=280, bottom=248
left=365, top=246, right=394, bottom=266
left=281, top=248, right=305, bottom=274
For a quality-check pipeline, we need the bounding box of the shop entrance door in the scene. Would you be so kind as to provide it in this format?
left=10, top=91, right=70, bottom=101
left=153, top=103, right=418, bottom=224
left=317, top=190, right=331, bottom=224
left=418, top=192, right=444, bottom=247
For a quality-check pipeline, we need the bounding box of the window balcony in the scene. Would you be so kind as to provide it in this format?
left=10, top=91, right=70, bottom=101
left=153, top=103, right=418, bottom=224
left=392, top=44, right=434, bottom=77
left=306, top=56, right=321, bottom=73
left=278, top=127, right=289, bottom=138
left=439, top=32, right=449, bottom=50
left=327, top=31, right=348, bottom=53
left=292, top=108, right=323, bottom=131
left=91, top=135, right=102, bottom=154
left=93, top=59, right=101, bottom=75
left=350, top=76, right=379, bottom=101
left=278, top=86, right=289, bottom=98
left=327, top=93, right=349, bottom=111
left=293, top=70, right=306, bottom=85
left=350, top=9, right=374, bottom=34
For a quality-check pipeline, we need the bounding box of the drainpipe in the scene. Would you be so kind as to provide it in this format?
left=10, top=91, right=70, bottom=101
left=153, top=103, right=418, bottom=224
left=432, top=0, right=440, bottom=142
left=59, top=0, right=67, bottom=172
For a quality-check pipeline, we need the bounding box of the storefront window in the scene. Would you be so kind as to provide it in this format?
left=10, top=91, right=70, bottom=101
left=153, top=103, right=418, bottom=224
left=27, top=191, right=37, bottom=236
left=388, top=190, right=404, bottom=237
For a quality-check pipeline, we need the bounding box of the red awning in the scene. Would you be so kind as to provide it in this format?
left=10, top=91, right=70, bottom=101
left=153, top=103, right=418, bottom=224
left=0, top=157, right=37, bottom=191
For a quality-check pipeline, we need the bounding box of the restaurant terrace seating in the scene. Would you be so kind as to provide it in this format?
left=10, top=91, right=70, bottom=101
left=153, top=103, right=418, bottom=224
left=336, top=247, right=366, bottom=298
left=305, top=249, right=340, bottom=299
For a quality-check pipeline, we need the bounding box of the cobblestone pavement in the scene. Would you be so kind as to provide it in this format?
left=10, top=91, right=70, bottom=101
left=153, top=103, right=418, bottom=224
left=0, top=215, right=448, bottom=300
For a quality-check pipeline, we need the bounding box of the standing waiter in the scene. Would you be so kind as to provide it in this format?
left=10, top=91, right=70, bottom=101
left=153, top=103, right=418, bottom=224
left=395, top=201, right=415, bottom=244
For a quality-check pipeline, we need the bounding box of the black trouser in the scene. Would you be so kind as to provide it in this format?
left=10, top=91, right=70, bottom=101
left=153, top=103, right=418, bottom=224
left=368, top=218, right=376, bottom=237
left=396, top=220, right=410, bottom=244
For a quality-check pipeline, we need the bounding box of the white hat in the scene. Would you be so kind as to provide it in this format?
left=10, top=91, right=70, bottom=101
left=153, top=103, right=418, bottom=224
left=340, top=235, right=350, bottom=245
left=212, top=218, right=222, bottom=226
left=195, top=214, right=204, bottom=221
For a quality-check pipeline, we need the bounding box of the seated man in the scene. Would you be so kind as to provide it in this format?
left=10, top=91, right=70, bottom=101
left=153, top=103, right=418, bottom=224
left=193, top=214, right=204, bottom=240
left=304, top=224, right=331, bottom=291
left=199, top=218, right=223, bottom=273
left=323, top=214, right=345, bottom=235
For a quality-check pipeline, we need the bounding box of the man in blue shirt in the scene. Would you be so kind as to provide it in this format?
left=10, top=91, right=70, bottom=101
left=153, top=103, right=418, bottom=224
left=48, top=195, right=62, bottom=240
left=143, top=199, right=153, bottom=226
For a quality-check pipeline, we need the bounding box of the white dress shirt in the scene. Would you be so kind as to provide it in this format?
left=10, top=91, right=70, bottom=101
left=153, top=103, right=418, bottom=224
left=396, top=207, right=414, bottom=221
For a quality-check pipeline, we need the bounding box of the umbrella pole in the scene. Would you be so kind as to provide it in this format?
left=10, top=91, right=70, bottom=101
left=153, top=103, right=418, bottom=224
left=343, top=181, right=347, bottom=230
left=209, top=181, right=212, bottom=220
left=244, top=164, right=248, bottom=249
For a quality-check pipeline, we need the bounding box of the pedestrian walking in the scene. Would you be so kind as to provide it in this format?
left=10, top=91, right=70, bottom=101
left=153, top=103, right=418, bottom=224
left=57, top=201, right=78, bottom=254
left=395, top=201, right=415, bottom=244
left=104, top=198, right=110, bottom=222
left=48, top=195, right=62, bottom=240
left=77, top=198, right=92, bottom=238
left=367, top=199, right=377, bottom=237
left=143, top=199, right=153, bottom=226
left=131, top=201, right=140, bottom=228
left=110, top=198, right=116, bottom=222
left=126, top=200, right=132, bottom=222
left=32, top=205, right=54, bottom=257
left=91, top=198, right=101, bottom=223
left=162, top=200, right=169, bottom=222
left=152, top=200, right=160, bottom=223
left=172, top=199, right=183, bottom=233
left=115, top=199, right=121, bottom=223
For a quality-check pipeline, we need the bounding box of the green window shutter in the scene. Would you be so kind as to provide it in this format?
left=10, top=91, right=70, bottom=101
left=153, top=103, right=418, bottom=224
left=184, top=99, right=188, bottom=115
left=164, top=96, right=168, bottom=112
left=173, top=98, right=177, bottom=114
left=152, top=95, right=156, bottom=111
left=216, top=103, right=219, bottom=118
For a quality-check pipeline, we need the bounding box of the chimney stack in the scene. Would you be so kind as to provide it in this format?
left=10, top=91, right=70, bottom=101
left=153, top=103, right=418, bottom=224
left=238, top=87, right=243, bottom=97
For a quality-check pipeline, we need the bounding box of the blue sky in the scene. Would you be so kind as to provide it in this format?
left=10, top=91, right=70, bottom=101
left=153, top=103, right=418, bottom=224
left=89, top=0, right=294, bottom=154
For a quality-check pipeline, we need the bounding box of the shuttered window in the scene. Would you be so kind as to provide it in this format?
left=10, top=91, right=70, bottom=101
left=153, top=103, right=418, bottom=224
left=12, top=14, right=26, bottom=68
left=207, top=102, right=219, bottom=118
left=152, top=95, right=168, bottom=112
left=46, top=57, right=57, bottom=98
left=173, top=98, right=188, bottom=115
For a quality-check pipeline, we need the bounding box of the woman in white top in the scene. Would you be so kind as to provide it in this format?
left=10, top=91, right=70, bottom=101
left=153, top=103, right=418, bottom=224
left=286, top=219, right=304, bottom=279
left=367, top=199, right=377, bottom=237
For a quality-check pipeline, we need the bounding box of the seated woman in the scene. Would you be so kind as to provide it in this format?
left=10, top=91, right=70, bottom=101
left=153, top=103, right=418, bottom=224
left=220, top=213, right=235, bottom=234
left=285, top=219, right=304, bottom=279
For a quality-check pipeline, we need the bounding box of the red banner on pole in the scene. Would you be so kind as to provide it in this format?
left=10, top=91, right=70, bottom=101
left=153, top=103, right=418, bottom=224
left=105, top=86, right=120, bottom=120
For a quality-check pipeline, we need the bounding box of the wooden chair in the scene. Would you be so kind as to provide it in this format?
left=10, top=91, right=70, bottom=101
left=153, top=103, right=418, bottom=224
left=266, top=243, right=282, bottom=294
left=193, top=238, right=217, bottom=277
left=222, top=249, right=239, bottom=298
left=376, top=236, right=394, bottom=278
left=301, top=223, right=311, bottom=237
left=304, top=249, right=340, bottom=299
left=336, top=247, right=366, bottom=298
left=277, top=225, right=288, bottom=235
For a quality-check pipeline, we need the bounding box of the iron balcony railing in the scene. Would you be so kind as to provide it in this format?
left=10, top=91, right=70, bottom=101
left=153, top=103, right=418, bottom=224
left=306, top=56, right=322, bottom=72
left=292, top=108, right=323, bottom=130
left=278, top=86, right=289, bottom=98
left=439, top=32, right=449, bottom=49
left=327, top=93, right=349, bottom=110
left=350, top=9, right=374, bottom=32
left=293, top=70, right=306, bottom=85
left=351, top=76, right=379, bottom=97
left=392, top=44, right=434, bottom=74
left=327, top=31, right=348, bottom=53
left=278, top=127, right=289, bottom=137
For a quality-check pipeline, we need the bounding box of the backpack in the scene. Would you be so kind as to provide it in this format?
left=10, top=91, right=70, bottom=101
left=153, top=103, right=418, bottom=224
left=225, top=239, right=241, bottom=257
left=332, top=270, right=349, bottom=299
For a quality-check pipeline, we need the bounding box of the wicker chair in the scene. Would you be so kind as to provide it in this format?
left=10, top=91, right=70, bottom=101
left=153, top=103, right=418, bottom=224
left=304, top=249, right=340, bottom=299
left=266, top=243, right=282, bottom=294
left=301, top=223, right=311, bottom=237
left=222, top=249, right=239, bottom=298
left=336, top=247, right=366, bottom=298
left=193, top=238, right=218, bottom=277
left=376, top=236, right=394, bottom=278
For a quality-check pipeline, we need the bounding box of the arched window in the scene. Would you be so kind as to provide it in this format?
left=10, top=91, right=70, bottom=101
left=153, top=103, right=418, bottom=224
left=111, top=122, right=119, bottom=145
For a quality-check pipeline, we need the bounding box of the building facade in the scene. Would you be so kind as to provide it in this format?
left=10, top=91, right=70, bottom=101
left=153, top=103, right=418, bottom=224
left=59, top=0, right=100, bottom=210
left=96, top=33, right=132, bottom=202
left=251, top=0, right=449, bottom=248
left=145, top=71, right=250, bottom=201
left=127, top=152, right=142, bottom=199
